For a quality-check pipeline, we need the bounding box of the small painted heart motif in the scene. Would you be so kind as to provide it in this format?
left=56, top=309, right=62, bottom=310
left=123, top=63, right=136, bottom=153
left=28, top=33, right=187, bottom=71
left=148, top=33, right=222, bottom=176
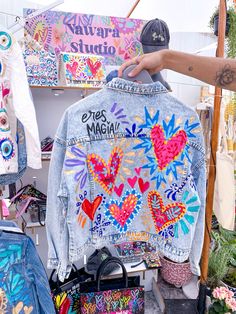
left=135, top=167, right=142, bottom=176
left=114, top=183, right=124, bottom=197
left=127, top=176, right=137, bottom=188
left=124, top=52, right=130, bottom=60
left=131, top=289, right=140, bottom=299
left=87, top=58, right=102, bottom=76
left=105, top=190, right=142, bottom=232
left=138, top=178, right=150, bottom=194
left=82, top=196, right=102, bottom=220
left=118, top=47, right=125, bottom=55
left=66, top=61, right=78, bottom=77
left=150, top=124, right=187, bottom=170
left=148, top=191, right=186, bottom=233
left=2, top=84, right=10, bottom=98
left=87, top=147, right=123, bottom=194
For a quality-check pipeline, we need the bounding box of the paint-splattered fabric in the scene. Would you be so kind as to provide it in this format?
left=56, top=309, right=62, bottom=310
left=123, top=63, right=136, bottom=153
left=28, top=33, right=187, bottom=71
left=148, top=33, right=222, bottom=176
left=0, top=220, right=55, bottom=314
left=46, top=78, right=206, bottom=281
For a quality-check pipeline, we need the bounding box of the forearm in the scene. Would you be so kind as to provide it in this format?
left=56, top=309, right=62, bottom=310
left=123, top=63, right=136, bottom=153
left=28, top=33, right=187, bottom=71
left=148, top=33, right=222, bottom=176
left=163, top=50, right=236, bottom=91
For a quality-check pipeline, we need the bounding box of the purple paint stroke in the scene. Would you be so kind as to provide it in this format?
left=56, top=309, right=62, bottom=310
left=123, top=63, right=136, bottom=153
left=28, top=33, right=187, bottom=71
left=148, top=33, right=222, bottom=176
left=80, top=173, right=87, bottom=189
left=110, top=103, right=117, bottom=113
left=65, top=159, right=85, bottom=167
left=74, top=169, right=84, bottom=182
left=114, top=108, right=124, bottom=116
left=117, top=115, right=127, bottom=119
left=71, top=146, right=86, bottom=158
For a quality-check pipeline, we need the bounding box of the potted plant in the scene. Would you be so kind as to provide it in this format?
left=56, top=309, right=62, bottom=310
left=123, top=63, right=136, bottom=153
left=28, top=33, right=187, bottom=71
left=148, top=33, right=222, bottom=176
left=209, top=286, right=236, bottom=313
left=209, top=4, right=236, bottom=58
left=224, top=268, right=236, bottom=298
left=208, top=227, right=236, bottom=289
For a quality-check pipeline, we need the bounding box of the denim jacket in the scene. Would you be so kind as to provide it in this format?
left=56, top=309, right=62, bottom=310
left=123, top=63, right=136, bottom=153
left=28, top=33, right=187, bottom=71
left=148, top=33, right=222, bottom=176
left=0, top=220, right=55, bottom=314
left=46, top=78, right=206, bottom=281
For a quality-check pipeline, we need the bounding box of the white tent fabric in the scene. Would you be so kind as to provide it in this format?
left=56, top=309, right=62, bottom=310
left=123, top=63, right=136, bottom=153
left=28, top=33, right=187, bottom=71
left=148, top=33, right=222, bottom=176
left=1, top=0, right=219, bottom=32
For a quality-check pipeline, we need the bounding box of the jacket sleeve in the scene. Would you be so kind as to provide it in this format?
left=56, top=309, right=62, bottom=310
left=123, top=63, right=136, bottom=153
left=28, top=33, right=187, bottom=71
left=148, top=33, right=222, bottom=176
left=189, top=141, right=206, bottom=276
left=9, top=40, right=42, bottom=169
left=46, top=110, right=70, bottom=281
left=26, top=237, right=56, bottom=314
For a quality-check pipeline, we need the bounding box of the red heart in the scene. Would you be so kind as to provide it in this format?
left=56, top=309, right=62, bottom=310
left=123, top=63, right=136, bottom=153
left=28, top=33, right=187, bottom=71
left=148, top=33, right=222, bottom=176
left=148, top=191, right=186, bottom=233
left=138, top=178, right=150, bottom=194
left=124, top=53, right=130, bottom=60
left=135, top=167, right=141, bottom=176
left=81, top=196, right=102, bottom=220
left=87, top=58, right=101, bottom=76
left=150, top=125, right=187, bottom=170
left=87, top=147, right=123, bottom=195
left=127, top=176, right=137, bottom=188
left=66, top=61, right=78, bottom=77
left=114, top=183, right=124, bottom=197
left=1, top=84, right=10, bottom=99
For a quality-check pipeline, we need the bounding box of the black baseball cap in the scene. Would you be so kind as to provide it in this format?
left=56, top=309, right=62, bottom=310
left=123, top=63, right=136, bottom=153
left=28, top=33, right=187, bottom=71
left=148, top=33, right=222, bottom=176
left=140, top=18, right=170, bottom=53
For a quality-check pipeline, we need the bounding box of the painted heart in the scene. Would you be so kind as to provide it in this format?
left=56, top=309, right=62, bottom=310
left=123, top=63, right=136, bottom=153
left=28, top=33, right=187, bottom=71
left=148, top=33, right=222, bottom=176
left=127, top=176, right=137, bottom=188
left=105, top=190, right=142, bottom=232
left=150, top=124, right=187, bottom=170
left=81, top=196, right=102, bottom=220
left=87, top=58, right=102, bottom=76
left=2, top=84, right=10, bottom=99
left=118, top=47, right=125, bottom=55
left=87, top=147, right=123, bottom=194
left=124, top=52, right=130, bottom=60
left=138, top=178, right=150, bottom=194
left=148, top=191, right=186, bottom=233
left=135, top=167, right=142, bottom=176
left=66, top=61, right=78, bottom=77
left=114, top=183, right=124, bottom=197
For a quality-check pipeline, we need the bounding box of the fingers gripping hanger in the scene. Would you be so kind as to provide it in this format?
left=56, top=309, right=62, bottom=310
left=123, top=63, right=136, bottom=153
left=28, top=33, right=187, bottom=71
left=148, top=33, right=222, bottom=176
left=122, top=64, right=153, bottom=84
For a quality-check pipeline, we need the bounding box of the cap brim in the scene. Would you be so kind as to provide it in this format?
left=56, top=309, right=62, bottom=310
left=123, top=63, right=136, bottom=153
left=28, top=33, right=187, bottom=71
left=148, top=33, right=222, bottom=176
left=142, top=44, right=168, bottom=54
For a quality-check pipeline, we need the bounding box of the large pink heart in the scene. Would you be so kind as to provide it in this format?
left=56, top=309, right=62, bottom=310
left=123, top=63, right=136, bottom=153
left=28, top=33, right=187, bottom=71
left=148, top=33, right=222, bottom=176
left=148, top=191, right=186, bottom=233
left=150, top=124, right=187, bottom=170
left=87, top=147, right=123, bottom=195
left=105, top=190, right=142, bottom=232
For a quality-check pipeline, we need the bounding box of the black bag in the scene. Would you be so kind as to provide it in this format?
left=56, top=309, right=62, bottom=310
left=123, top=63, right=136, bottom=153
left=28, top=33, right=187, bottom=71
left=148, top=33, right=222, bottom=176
left=49, top=265, right=94, bottom=313
left=86, top=246, right=119, bottom=276
left=80, top=257, right=145, bottom=313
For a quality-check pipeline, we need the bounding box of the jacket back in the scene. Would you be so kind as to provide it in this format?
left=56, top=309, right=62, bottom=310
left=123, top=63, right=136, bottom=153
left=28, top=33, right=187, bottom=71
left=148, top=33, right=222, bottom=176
left=46, top=78, right=206, bottom=281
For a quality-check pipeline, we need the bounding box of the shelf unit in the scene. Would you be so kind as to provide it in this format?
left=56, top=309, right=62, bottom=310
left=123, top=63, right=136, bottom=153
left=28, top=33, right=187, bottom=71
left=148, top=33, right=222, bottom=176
left=30, top=85, right=102, bottom=91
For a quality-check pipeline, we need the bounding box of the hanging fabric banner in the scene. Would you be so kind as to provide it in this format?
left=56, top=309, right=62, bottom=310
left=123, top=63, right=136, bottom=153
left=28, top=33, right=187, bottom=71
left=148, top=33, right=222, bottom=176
left=24, top=9, right=146, bottom=65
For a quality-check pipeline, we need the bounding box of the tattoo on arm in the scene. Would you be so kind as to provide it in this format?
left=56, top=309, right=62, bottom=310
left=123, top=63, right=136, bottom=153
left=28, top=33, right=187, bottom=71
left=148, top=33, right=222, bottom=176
left=215, top=64, right=236, bottom=87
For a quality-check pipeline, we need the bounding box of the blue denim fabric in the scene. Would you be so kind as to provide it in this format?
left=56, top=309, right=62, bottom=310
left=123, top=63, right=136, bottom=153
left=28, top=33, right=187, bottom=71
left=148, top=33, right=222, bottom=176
left=0, top=120, right=27, bottom=185
left=46, top=78, right=206, bottom=281
left=0, top=220, right=55, bottom=314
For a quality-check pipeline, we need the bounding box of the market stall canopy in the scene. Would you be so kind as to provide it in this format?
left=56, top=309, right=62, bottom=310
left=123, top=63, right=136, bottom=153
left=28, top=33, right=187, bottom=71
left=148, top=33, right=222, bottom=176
left=1, top=0, right=220, bottom=33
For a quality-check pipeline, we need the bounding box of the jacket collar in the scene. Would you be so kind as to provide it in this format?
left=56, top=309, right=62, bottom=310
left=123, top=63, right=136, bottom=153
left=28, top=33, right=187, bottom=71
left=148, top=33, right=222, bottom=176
left=106, top=77, right=168, bottom=95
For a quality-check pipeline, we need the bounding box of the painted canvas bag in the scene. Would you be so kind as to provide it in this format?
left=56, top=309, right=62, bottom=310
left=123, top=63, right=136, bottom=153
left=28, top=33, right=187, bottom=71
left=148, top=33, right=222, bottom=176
left=80, top=257, right=144, bottom=314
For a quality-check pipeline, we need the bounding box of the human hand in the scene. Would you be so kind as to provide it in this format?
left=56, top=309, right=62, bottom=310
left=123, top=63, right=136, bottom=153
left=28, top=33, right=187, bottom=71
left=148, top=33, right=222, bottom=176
left=118, top=50, right=168, bottom=78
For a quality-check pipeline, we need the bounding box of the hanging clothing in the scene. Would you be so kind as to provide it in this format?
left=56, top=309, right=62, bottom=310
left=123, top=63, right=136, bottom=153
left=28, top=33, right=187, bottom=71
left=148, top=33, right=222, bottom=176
left=0, top=26, right=41, bottom=173
left=0, top=220, right=55, bottom=314
left=46, top=78, right=206, bottom=281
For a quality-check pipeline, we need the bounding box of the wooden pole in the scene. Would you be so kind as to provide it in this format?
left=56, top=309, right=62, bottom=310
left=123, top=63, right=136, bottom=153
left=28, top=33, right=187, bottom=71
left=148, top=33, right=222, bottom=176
left=126, top=0, right=141, bottom=18
left=200, top=0, right=226, bottom=284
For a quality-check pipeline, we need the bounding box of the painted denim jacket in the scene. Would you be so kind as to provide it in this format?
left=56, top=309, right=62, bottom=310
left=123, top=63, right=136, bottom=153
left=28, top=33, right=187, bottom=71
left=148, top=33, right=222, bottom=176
left=46, top=78, right=206, bottom=281
left=0, top=220, right=55, bottom=314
